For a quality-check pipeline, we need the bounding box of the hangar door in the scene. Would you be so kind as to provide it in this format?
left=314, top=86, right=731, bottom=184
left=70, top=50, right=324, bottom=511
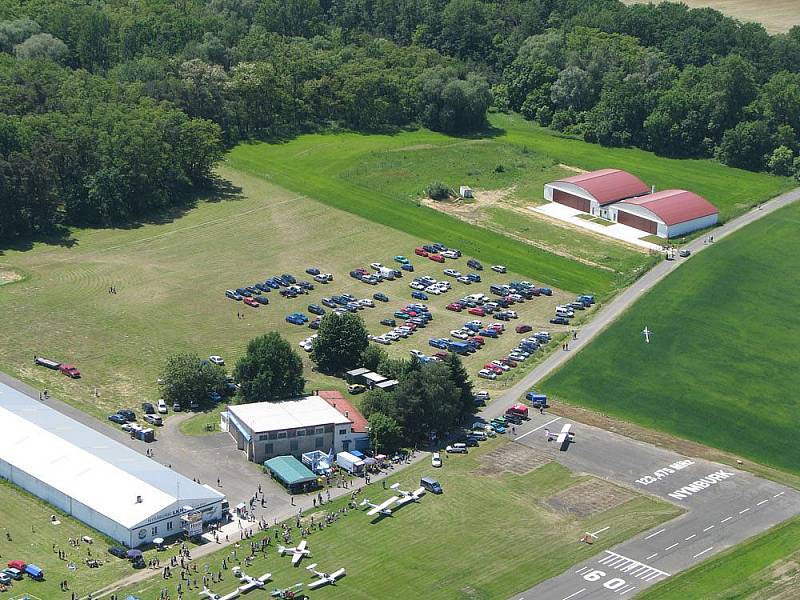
left=617, top=210, right=658, bottom=234
left=552, top=189, right=591, bottom=213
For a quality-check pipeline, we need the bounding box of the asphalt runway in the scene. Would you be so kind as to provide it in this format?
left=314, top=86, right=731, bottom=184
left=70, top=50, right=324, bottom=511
left=508, top=413, right=800, bottom=599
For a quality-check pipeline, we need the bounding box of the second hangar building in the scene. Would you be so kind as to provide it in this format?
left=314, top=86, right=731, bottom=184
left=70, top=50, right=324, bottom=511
left=544, top=169, right=718, bottom=238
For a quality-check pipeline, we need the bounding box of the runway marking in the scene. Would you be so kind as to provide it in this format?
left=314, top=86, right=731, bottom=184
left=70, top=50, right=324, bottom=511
left=515, top=417, right=561, bottom=441
left=685, top=534, right=696, bottom=541
left=561, top=588, right=585, bottom=600
left=620, top=587, right=637, bottom=596
left=774, top=491, right=785, bottom=498
left=645, top=553, right=658, bottom=560
left=645, top=528, right=665, bottom=540
left=590, top=526, right=610, bottom=536
left=664, top=543, right=679, bottom=551
left=693, top=547, right=714, bottom=559
left=598, top=551, right=670, bottom=581
left=739, top=508, right=751, bottom=515
left=703, top=525, right=715, bottom=532
left=757, top=499, right=769, bottom=506
left=575, top=566, right=590, bottom=575
left=721, top=516, right=733, bottom=523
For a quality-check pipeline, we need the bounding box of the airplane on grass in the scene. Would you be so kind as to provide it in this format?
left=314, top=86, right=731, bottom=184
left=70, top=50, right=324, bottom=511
left=359, top=495, right=398, bottom=517
left=642, top=326, right=652, bottom=343
left=271, top=582, right=305, bottom=599
left=278, top=539, right=311, bottom=566
left=545, top=423, right=575, bottom=451
left=389, top=483, right=426, bottom=506
left=199, top=569, right=272, bottom=599
left=306, top=563, right=346, bottom=589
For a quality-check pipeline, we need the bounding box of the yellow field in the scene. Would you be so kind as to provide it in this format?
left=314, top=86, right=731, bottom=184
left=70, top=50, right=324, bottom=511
left=623, top=0, right=800, bottom=33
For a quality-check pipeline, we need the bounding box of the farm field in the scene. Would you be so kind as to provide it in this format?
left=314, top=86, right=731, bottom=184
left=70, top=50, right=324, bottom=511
left=116, top=437, right=681, bottom=600
left=541, top=201, right=800, bottom=476
left=0, top=479, right=158, bottom=600
left=0, top=165, right=580, bottom=422
left=641, top=516, right=800, bottom=599
left=622, top=0, right=800, bottom=34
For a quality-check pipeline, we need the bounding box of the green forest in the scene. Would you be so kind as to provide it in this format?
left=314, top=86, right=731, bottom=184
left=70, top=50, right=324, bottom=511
left=2, top=0, right=800, bottom=241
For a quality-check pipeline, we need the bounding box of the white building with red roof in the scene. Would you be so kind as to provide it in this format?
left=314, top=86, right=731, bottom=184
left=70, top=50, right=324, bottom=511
left=544, top=168, right=650, bottom=216
left=612, top=190, right=719, bottom=238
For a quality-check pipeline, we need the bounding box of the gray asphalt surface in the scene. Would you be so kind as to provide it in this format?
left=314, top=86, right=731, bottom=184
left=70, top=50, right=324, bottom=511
left=507, top=413, right=800, bottom=599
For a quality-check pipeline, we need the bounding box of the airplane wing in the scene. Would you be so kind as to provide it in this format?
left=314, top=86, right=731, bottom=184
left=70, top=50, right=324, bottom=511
left=330, top=568, right=346, bottom=581
left=556, top=424, right=573, bottom=450
left=395, top=495, right=415, bottom=507
left=257, top=572, right=272, bottom=583
left=367, top=496, right=397, bottom=516
left=291, top=551, right=304, bottom=566
left=412, top=487, right=426, bottom=499
left=307, top=578, right=328, bottom=590
left=297, top=540, right=307, bottom=552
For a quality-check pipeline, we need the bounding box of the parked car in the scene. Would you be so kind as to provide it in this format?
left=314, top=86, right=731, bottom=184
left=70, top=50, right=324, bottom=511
left=394, top=255, right=409, bottom=264
left=108, top=413, right=127, bottom=424
left=374, top=292, right=389, bottom=302
left=550, top=316, right=570, bottom=325
left=468, top=307, right=486, bottom=316
left=428, top=253, right=445, bottom=263
left=157, top=399, right=168, bottom=414
left=144, top=414, right=163, bottom=426
left=478, top=369, right=497, bottom=380
left=411, top=291, right=428, bottom=300
left=308, top=304, right=325, bottom=315
left=401, top=263, right=414, bottom=272
left=348, top=384, right=366, bottom=394
left=467, top=259, right=483, bottom=270
left=141, top=402, right=155, bottom=414
left=445, top=443, right=468, bottom=454
left=243, top=297, right=260, bottom=308
left=109, top=547, right=128, bottom=559
left=491, top=265, right=507, bottom=273
left=679, top=249, right=691, bottom=258
left=306, top=267, right=320, bottom=275
left=431, top=452, right=442, bottom=467
left=172, top=401, right=182, bottom=412
left=515, top=324, right=532, bottom=334
left=414, top=247, right=429, bottom=257
left=225, top=289, right=242, bottom=301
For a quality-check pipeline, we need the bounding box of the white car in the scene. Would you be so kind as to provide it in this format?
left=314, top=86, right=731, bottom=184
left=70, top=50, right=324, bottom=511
left=457, top=276, right=472, bottom=284
left=491, top=360, right=510, bottom=371
left=426, top=286, right=442, bottom=295
left=506, top=310, right=518, bottom=318
left=431, top=452, right=442, bottom=467
left=359, top=298, right=374, bottom=307
left=410, top=281, right=426, bottom=290
left=443, top=269, right=460, bottom=277
left=450, top=330, right=469, bottom=340
left=370, top=262, right=383, bottom=270
left=373, top=336, right=391, bottom=345
left=208, top=355, right=224, bottom=366
left=441, top=250, right=459, bottom=259
left=466, top=320, right=483, bottom=327
left=410, top=349, right=426, bottom=359
left=474, top=390, right=490, bottom=402
left=491, top=265, right=507, bottom=273
left=157, top=399, right=168, bottom=414
left=478, top=369, right=497, bottom=380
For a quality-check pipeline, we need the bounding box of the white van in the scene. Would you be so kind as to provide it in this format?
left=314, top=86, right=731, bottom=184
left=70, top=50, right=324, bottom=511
left=157, top=399, right=168, bottom=414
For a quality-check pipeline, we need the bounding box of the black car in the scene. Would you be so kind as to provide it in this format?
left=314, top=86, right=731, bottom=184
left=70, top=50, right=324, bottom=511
left=109, top=546, right=127, bottom=559
left=309, top=319, right=321, bottom=330
left=255, top=295, right=269, bottom=305
left=321, top=297, right=337, bottom=308
left=464, top=437, right=480, bottom=447
left=350, top=270, right=364, bottom=279
left=281, top=273, right=296, bottom=284
left=380, top=318, right=397, bottom=327
left=236, top=287, right=251, bottom=297
left=246, top=286, right=261, bottom=295
left=141, top=402, right=155, bottom=414
left=467, top=258, right=483, bottom=270
left=118, top=409, right=136, bottom=421
left=373, top=292, right=389, bottom=302
left=108, top=413, right=126, bottom=424
left=306, top=267, right=320, bottom=275
left=308, top=304, right=325, bottom=315
left=550, top=316, right=570, bottom=325
left=298, top=280, right=314, bottom=290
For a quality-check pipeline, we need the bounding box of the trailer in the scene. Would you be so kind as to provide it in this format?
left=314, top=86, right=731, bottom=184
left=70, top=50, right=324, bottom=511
left=34, top=356, right=80, bottom=378
left=447, top=341, right=471, bottom=355
left=525, top=392, right=548, bottom=408
left=336, top=451, right=365, bottom=474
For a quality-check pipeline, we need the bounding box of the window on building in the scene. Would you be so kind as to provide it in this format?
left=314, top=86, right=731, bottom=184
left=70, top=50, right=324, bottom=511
left=288, top=429, right=296, bottom=438
left=268, top=431, right=278, bottom=440
left=296, top=429, right=306, bottom=436
left=315, top=437, right=324, bottom=449
left=151, top=526, right=158, bottom=535
left=324, top=424, right=334, bottom=433
left=258, top=434, right=268, bottom=441
left=264, top=443, right=273, bottom=455
left=339, top=429, right=347, bottom=435
left=277, top=431, right=287, bottom=439
left=166, top=521, right=173, bottom=531
left=315, top=427, right=324, bottom=435
left=306, top=427, right=316, bottom=436
left=290, top=439, right=299, bottom=451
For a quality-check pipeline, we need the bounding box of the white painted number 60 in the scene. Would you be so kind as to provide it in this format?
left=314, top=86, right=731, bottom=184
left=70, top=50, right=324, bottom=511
left=603, top=578, right=627, bottom=590
left=583, top=570, right=606, bottom=582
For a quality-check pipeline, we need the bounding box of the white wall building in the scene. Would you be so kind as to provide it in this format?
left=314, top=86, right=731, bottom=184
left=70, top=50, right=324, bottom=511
left=0, top=382, right=225, bottom=548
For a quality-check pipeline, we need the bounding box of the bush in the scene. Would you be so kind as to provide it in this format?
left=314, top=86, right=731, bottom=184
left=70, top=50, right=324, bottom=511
left=425, top=181, right=450, bottom=200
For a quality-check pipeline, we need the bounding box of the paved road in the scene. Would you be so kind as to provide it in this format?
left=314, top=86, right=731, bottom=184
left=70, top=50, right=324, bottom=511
left=482, top=185, right=800, bottom=421
left=506, top=413, right=800, bottom=599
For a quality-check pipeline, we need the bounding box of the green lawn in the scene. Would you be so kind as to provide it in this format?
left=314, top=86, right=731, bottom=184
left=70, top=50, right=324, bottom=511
left=116, top=437, right=680, bottom=600
left=0, top=166, right=576, bottom=420
left=0, top=479, right=157, bottom=600
left=542, top=201, right=800, bottom=475
left=640, top=517, right=800, bottom=599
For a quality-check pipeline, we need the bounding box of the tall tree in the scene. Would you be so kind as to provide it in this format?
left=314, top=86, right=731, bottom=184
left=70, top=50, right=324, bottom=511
left=234, top=332, right=305, bottom=403
left=312, top=312, right=369, bottom=374
left=160, top=353, right=225, bottom=409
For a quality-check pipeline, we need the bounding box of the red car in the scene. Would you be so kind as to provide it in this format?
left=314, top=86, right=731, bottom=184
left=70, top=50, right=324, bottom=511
left=503, top=296, right=516, bottom=305
left=468, top=307, right=485, bottom=316
left=484, top=363, right=504, bottom=375
left=433, top=351, right=449, bottom=360
left=446, top=303, right=462, bottom=312
left=515, top=324, right=532, bottom=334
left=355, top=267, right=369, bottom=275
left=414, top=247, right=429, bottom=257
left=501, top=358, right=518, bottom=368
left=243, top=297, right=260, bottom=308
left=59, top=364, right=81, bottom=378
left=428, top=253, right=445, bottom=263
left=405, top=322, right=418, bottom=330
left=473, top=336, right=485, bottom=345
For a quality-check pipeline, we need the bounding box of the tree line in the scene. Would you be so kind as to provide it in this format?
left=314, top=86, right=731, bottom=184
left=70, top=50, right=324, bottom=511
left=3, top=0, right=799, bottom=242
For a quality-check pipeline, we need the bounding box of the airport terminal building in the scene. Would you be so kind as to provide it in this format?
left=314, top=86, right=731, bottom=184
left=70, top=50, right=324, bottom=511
left=0, top=382, right=225, bottom=548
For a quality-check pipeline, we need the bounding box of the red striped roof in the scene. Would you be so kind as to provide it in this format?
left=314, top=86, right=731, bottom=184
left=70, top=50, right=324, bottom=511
left=556, top=169, right=649, bottom=205
left=318, top=390, right=368, bottom=434
left=619, top=190, right=718, bottom=226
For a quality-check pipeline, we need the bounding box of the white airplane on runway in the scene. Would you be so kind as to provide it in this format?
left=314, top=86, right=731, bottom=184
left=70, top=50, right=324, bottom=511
left=306, top=563, right=346, bottom=589
left=642, top=326, right=652, bottom=343
left=278, top=539, right=311, bottom=566
left=359, top=495, right=398, bottom=516
left=389, top=482, right=426, bottom=506
left=545, top=423, right=575, bottom=451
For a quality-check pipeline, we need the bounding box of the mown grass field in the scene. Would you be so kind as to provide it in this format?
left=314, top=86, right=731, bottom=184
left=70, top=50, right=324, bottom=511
left=117, top=437, right=681, bottom=600
left=623, top=0, right=800, bottom=34
left=541, top=201, right=800, bottom=475
left=0, top=166, right=578, bottom=422
left=641, top=516, right=800, bottom=599
left=0, top=479, right=159, bottom=600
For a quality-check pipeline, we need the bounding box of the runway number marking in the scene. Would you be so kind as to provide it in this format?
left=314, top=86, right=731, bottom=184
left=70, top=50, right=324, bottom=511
left=573, top=552, right=668, bottom=596
left=636, top=460, right=695, bottom=486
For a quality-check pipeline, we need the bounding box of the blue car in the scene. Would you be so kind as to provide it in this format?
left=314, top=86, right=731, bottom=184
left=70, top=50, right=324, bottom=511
left=401, top=263, right=414, bottom=272
left=411, top=291, right=428, bottom=300
left=255, top=296, right=269, bottom=305
left=467, top=273, right=481, bottom=282
left=306, top=267, right=320, bottom=276
left=479, top=329, right=498, bottom=338
left=308, top=304, right=325, bottom=315
left=236, top=287, right=251, bottom=297
left=428, top=338, right=449, bottom=349
left=539, top=287, right=553, bottom=296
left=265, top=279, right=281, bottom=289
left=463, top=322, right=481, bottom=332
left=108, top=413, right=127, bottom=424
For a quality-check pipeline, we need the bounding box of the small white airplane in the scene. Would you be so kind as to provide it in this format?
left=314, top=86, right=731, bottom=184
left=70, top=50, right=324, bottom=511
left=306, top=563, right=346, bottom=589
left=545, top=423, right=575, bottom=451
left=199, top=587, right=238, bottom=600
left=359, top=496, right=398, bottom=517
left=278, top=539, right=311, bottom=566
left=271, top=582, right=304, bottom=599
left=642, top=326, right=652, bottom=343
left=239, top=570, right=272, bottom=591
left=389, top=483, right=426, bottom=507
